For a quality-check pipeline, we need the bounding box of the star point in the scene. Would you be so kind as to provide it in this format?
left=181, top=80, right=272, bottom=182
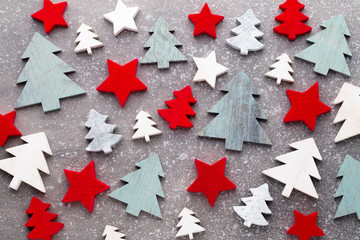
left=0, top=111, right=22, bottom=147
left=287, top=210, right=325, bottom=240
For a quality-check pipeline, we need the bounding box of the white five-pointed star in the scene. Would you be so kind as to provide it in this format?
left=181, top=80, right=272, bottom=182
left=103, top=0, right=139, bottom=36
left=193, top=51, right=228, bottom=89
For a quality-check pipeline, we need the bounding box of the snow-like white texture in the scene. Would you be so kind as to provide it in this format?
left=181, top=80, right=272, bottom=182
left=132, top=110, right=162, bottom=142
left=74, top=23, right=104, bottom=55
left=176, top=208, right=205, bottom=239
left=265, top=53, right=294, bottom=85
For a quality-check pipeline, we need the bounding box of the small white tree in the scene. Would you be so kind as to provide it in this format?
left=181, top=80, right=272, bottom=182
left=233, top=183, right=272, bottom=227
left=102, top=225, right=126, bottom=240
left=132, top=110, right=162, bottom=142
left=176, top=208, right=205, bottom=239
left=85, top=109, right=122, bottom=154
left=74, top=23, right=104, bottom=55
left=265, top=53, right=294, bottom=85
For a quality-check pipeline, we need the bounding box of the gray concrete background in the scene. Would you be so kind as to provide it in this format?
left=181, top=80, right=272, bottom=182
left=0, top=0, right=359, bottom=239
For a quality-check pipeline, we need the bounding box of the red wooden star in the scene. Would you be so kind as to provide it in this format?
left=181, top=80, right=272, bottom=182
left=187, top=157, right=236, bottom=207
left=188, top=3, right=224, bottom=39
left=31, top=0, right=68, bottom=34
left=97, top=59, right=147, bottom=107
left=283, top=82, right=331, bottom=131
left=0, top=111, right=21, bottom=147
left=62, top=160, right=109, bottom=213
left=287, top=210, right=325, bottom=240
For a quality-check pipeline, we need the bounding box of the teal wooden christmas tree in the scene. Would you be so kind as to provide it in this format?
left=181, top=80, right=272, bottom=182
left=334, top=155, right=360, bottom=219
left=140, top=17, right=187, bottom=69
left=108, top=154, right=165, bottom=218
left=199, top=72, right=271, bottom=151
left=15, top=33, right=86, bottom=112
left=295, top=14, right=352, bottom=77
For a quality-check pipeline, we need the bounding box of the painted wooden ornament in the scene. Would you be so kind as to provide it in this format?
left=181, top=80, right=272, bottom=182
left=199, top=72, right=271, bottom=151
left=176, top=208, right=205, bottom=239
left=283, top=82, right=331, bottom=131
left=31, top=0, right=68, bottom=34
left=262, top=138, right=322, bottom=199
left=140, top=17, right=187, bottom=69
left=103, top=225, right=126, bottom=240
left=74, top=23, right=104, bottom=55
left=334, top=155, right=360, bottom=219
left=97, top=59, right=147, bottom=107
left=226, top=9, right=264, bottom=55
left=187, top=158, right=236, bottom=207
left=265, top=53, right=294, bottom=85
left=0, top=111, right=22, bottom=147
left=295, top=14, right=352, bottom=76
left=0, top=132, right=52, bottom=193
left=333, top=82, right=360, bottom=143
left=132, top=110, right=162, bottom=142
left=188, top=3, right=224, bottom=39
left=103, top=0, right=139, bottom=36
left=233, top=183, right=273, bottom=227
left=273, top=0, right=312, bottom=41
left=158, top=85, right=197, bottom=130
left=62, top=160, right=110, bottom=213
left=287, top=210, right=325, bottom=240
left=108, top=154, right=165, bottom=218
left=25, top=197, right=64, bottom=240
left=15, top=33, right=86, bottom=113
left=85, top=109, right=122, bottom=154
left=193, top=51, right=228, bottom=89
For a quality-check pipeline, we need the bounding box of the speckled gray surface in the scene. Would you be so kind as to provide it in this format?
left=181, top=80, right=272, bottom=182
left=1, top=0, right=360, bottom=239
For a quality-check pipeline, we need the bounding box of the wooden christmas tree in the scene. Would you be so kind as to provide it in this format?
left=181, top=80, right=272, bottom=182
left=273, top=0, right=312, bottom=41
left=132, top=110, right=162, bottom=142
left=175, top=208, right=205, bottom=239
left=226, top=9, right=264, bottom=55
left=334, top=155, right=360, bottom=219
left=25, top=197, right=64, bottom=240
left=295, top=14, right=352, bottom=76
left=0, top=132, right=52, bottom=193
left=85, top=109, right=122, bottom=154
left=262, top=138, right=322, bottom=199
left=140, top=17, right=187, bottom=69
left=15, top=32, right=86, bottom=112
left=233, top=183, right=273, bottom=227
left=102, top=225, right=126, bottom=240
left=199, top=72, right=271, bottom=151
left=265, top=53, right=294, bottom=85
left=74, top=23, right=104, bottom=55
left=108, top=154, right=165, bottom=218
left=333, top=82, right=360, bottom=143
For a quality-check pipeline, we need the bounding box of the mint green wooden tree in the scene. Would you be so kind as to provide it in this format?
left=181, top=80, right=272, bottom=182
left=15, top=33, right=85, bottom=112
left=108, top=154, right=165, bottom=218
left=295, top=14, right=352, bottom=77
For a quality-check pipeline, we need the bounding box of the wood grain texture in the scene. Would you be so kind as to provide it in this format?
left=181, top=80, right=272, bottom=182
left=295, top=14, right=352, bottom=76
left=176, top=208, right=205, bottom=239
left=265, top=53, right=294, bottom=85
left=15, top=32, right=86, bottom=112
left=132, top=110, right=162, bottom=142
left=199, top=71, right=271, bottom=151
left=102, top=225, right=126, bottom=240
left=74, top=23, right=104, bottom=55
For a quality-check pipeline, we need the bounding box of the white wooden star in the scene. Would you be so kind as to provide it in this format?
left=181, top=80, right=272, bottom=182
left=103, top=0, right=139, bottom=36
left=193, top=51, right=228, bottom=89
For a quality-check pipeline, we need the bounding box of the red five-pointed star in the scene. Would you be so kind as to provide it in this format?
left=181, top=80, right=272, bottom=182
left=287, top=210, right=325, bottom=240
left=31, top=0, right=68, bottom=34
left=0, top=111, right=21, bottom=147
left=62, top=161, right=109, bottom=213
left=187, top=157, right=236, bottom=207
left=283, top=82, right=331, bottom=131
left=97, top=59, right=147, bottom=107
left=188, top=3, right=224, bottom=39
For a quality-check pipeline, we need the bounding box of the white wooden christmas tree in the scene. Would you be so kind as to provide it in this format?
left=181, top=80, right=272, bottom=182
left=333, top=82, right=360, bottom=143
left=176, top=208, right=205, bottom=239
left=0, top=132, right=52, bottom=193
left=102, top=225, right=126, bottom=240
left=265, top=53, right=294, bottom=85
left=233, top=183, right=273, bottom=227
left=85, top=109, right=122, bottom=154
left=262, top=138, right=322, bottom=199
left=75, top=23, right=104, bottom=55
left=132, top=110, right=162, bottom=142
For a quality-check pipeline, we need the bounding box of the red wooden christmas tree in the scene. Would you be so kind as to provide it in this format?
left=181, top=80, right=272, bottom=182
left=273, top=0, right=312, bottom=41
left=25, top=197, right=64, bottom=240
left=158, top=85, right=197, bottom=129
